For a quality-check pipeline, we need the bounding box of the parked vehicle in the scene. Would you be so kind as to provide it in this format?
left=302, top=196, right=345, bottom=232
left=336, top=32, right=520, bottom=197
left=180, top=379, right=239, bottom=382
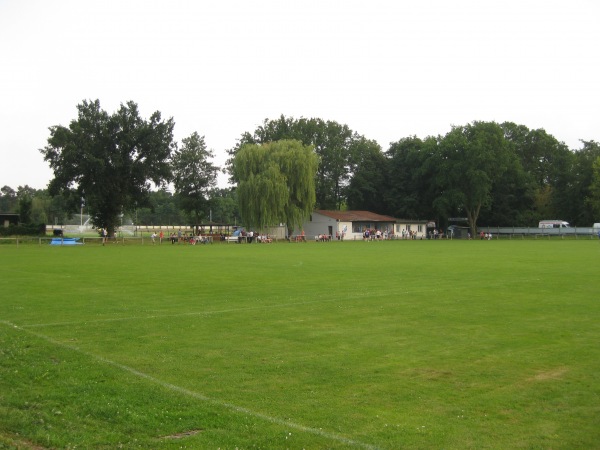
left=539, top=220, right=570, bottom=228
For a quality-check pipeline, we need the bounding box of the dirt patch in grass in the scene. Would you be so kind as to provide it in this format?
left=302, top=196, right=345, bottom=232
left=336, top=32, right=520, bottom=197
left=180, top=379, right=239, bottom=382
left=528, top=367, right=569, bottom=381
left=160, top=429, right=203, bottom=439
left=406, top=368, right=454, bottom=380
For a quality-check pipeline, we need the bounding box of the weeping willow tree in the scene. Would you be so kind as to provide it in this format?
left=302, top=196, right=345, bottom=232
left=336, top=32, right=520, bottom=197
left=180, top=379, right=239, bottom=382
left=232, top=139, right=318, bottom=235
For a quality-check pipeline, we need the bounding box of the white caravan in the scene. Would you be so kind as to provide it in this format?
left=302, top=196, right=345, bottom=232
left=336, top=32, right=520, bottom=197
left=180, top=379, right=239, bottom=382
left=538, top=220, right=570, bottom=228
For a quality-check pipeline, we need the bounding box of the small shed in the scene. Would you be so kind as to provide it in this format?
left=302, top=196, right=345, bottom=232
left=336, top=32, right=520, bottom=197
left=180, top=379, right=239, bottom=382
left=0, top=213, right=19, bottom=228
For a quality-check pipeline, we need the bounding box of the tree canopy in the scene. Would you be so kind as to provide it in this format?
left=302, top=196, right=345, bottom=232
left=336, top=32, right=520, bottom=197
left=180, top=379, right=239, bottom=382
left=227, top=115, right=363, bottom=209
left=171, top=132, right=219, bottom=226
left=346, top=137, right=387, bottom=212
left=40, top=100, right=175, bottom=235
left=19, top=106, right=600, bottom=233
left=433, top=122, right=511, bottom=235
left=587, top=154, right=600, bottom=220
left=232, top=139, right=318, bottom=234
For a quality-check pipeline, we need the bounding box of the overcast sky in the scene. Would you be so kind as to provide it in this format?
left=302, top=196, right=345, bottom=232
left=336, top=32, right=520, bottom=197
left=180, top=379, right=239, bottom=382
left=1, top=0, right=598, bottom=191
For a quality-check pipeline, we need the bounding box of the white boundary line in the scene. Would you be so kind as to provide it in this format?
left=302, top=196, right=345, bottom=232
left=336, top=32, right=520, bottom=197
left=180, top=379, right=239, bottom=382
left=2, top=320, right=381, bottom=450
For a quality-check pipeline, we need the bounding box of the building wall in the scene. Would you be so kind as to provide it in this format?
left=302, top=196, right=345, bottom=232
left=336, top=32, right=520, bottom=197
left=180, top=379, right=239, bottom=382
left=293, top=212, right=338, bottom=240
left=294, top=212, right=429, bottom=240
left=394, top=222, right=428, bottom=238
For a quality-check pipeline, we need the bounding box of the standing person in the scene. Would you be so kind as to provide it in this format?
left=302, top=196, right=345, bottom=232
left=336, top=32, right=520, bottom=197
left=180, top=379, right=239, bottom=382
left=151, top=232, right=157, bottom=245
left=102, top=228, right=107, bottom=246
left=159, top=230, right=164, bottom=244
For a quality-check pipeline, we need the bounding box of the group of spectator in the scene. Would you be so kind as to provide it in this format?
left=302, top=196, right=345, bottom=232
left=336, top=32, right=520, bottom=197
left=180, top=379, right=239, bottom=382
left=400, top=229, right=418, bottom=239
left=232, top=229, right=273, bottom=243
left=150, top=230, right=210, bottom=245
left=429, top=229, right=445, bottom=239
left=362, top=229, right=389, bottom=240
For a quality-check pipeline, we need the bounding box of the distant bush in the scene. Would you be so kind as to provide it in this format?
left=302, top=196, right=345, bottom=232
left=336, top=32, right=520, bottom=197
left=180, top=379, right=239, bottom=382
left=0, top=223, right=46, bottom=237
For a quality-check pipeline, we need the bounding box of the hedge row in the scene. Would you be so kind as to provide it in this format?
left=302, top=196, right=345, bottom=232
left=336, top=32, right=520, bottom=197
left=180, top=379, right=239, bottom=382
left=0, top=223, right=46, bottom=237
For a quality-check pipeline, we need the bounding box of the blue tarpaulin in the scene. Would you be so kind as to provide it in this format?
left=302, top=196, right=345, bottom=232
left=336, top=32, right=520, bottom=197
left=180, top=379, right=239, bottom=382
left=50, top=238, right=83, bottom=245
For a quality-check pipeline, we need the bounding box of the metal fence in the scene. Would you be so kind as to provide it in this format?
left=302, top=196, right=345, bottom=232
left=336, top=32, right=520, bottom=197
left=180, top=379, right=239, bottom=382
left=477, top=226, right=600, bottom=239
left=1, top=236, right=154, bottom=246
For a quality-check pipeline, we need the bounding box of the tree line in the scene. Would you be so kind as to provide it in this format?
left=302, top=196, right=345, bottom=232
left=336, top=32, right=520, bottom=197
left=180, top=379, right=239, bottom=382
left=228, top=116, right=600, bottom=235
left=0, top=183, right=240, bottom=229
left=2, top=100, right=599, bottom=236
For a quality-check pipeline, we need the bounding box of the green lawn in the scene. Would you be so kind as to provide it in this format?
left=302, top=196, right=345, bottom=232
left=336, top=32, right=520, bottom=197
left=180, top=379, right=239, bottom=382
left=1, top=240, right=599, bottom=449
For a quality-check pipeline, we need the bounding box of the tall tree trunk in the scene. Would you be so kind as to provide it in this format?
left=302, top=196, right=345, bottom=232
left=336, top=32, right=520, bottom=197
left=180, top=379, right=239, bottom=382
left=466, top=202, right=482, bottom=238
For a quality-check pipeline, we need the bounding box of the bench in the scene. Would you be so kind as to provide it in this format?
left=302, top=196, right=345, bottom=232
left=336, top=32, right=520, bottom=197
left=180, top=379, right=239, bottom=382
left=226, top=236, right=248, bottom=243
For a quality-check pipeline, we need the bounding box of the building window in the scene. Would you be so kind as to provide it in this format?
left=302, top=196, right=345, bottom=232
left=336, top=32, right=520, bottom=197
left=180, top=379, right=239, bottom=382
left=353, top=222, right=375, bottom=233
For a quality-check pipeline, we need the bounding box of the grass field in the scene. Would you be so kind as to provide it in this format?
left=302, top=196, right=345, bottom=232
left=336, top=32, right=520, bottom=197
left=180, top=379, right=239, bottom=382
left=1, top=239, right=599, bottom=449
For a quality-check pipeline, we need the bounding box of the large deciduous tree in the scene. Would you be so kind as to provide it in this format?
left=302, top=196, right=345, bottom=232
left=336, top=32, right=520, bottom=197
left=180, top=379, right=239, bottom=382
left=18, top=195, right=32, bottom=224
left=232, top=139, right=318, bottom=235
left=346, top=137, right=388, bottom=212
left=0, top=186, right=18, bottom=213
left=227, top=115, right=359, bottom=209
left=501, top=122, right=573, bottom=223
left=587, top=155, right=600, bottom=221
left=434, top=121, right=511, bottom=236
left=311, top=120, right=354, bottom=209
left=568, top=140, right=600, bottom=225
left=171, top=132, right=219, bottom=227
left=384, top=136, right=439, bottom=220
left=40, top=100, right=175, bottom=236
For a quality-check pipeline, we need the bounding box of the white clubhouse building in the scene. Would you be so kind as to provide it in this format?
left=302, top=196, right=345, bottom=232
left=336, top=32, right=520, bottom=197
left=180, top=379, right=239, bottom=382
left=293, top=210, right=431, bottom=240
